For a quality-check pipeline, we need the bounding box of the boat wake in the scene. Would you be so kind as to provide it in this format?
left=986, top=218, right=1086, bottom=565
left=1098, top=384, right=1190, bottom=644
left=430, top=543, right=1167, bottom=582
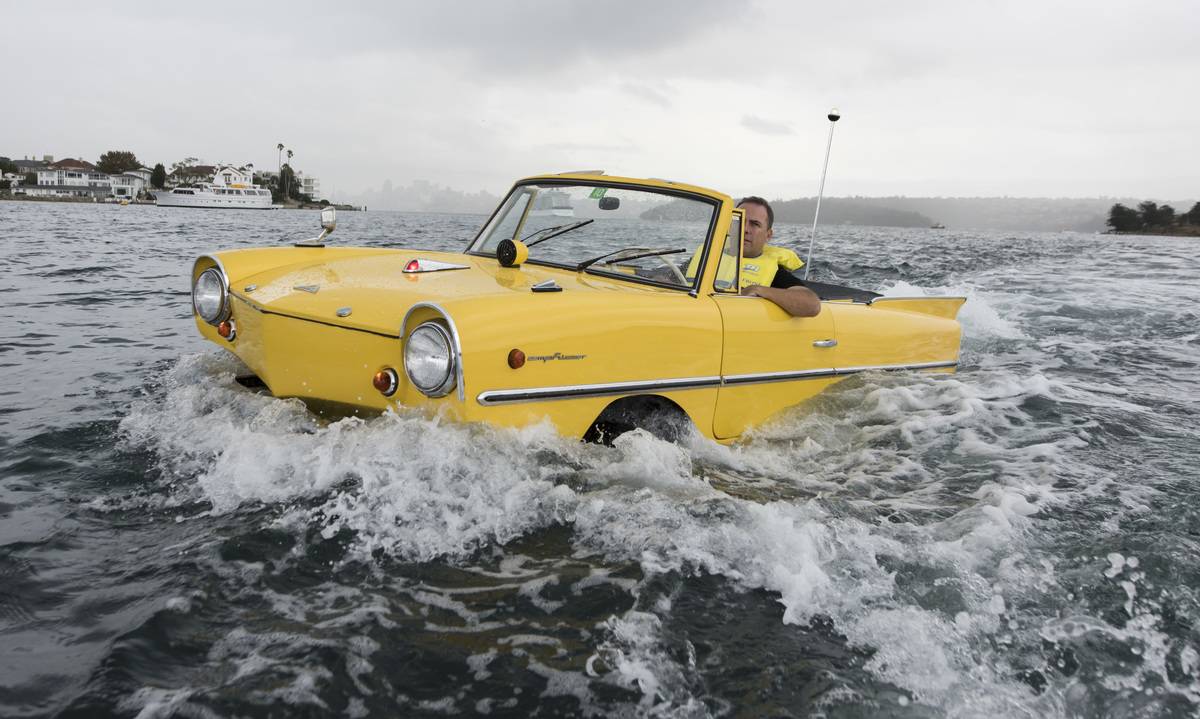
left=113, top=285, right=1199, bottom=716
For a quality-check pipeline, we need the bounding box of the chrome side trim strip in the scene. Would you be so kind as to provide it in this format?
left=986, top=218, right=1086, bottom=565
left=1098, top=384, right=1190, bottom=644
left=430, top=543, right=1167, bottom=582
left=720, top=368, right=839, bottom=385
left=476, top=376, right=722, bottom=406
left=868, top=296, right=968, bottom=305
left=475, top=359, right=959, bottom=406
left=723, top=360, right=959, bottom=385
left=402, top=302, right=466, bottom=402
left=837, top=360, right=958, bottom=374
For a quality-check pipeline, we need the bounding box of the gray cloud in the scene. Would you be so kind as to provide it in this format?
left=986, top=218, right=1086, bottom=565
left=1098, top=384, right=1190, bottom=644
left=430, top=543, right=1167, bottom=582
left=620, top=83, right=673, bottom=109
left=3, top=1, right=1198, bottom=200
left=294, top=0, right=735, bottom=75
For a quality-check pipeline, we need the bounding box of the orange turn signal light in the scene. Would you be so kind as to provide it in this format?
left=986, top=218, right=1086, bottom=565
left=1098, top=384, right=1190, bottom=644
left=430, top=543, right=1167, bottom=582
left=217, top=320, right=235, bottom=341
left=507, top=349, right=525, bottom=369
left=373, top=368, right=398, bottom=396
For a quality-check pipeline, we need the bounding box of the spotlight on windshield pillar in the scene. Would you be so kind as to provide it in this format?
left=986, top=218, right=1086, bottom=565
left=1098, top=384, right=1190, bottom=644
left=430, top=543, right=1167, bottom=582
left=828, top=107, right=841, bottom=122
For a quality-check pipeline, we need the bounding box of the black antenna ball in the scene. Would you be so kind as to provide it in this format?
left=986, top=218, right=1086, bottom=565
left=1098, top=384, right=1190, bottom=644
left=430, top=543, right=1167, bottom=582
left=828, top=107, right=841, bottom=122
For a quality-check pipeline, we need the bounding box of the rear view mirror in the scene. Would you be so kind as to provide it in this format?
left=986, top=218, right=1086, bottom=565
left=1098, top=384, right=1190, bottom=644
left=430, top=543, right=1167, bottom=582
left=296, top=207, right=338, bottom=247
left=598, top=196, right=620, bottom=211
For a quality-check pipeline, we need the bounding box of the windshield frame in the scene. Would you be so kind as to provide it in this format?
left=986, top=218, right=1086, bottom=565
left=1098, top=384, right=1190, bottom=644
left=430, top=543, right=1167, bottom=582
left=465, top=179, right=723, bottom=296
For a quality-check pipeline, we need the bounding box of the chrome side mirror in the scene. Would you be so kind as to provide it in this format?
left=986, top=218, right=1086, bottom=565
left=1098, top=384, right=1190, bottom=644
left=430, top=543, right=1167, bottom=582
left=296, top=207, right=337, bottom=247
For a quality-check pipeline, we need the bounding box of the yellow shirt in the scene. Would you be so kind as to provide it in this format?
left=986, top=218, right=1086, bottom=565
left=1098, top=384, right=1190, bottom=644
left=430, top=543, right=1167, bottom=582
left=739, top=246, right=803, bottom=288
left=685, top=245, right=804, bottom=289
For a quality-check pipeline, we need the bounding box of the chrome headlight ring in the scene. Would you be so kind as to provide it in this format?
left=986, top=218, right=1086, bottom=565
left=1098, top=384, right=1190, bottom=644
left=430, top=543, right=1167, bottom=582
left=404, top=321, right=458, bottom=398
left=192, top=266, right=230, bottom=325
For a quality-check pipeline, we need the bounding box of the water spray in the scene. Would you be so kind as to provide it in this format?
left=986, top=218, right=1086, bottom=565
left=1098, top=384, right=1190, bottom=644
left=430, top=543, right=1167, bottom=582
left=803, top=108, right=840, bottom=280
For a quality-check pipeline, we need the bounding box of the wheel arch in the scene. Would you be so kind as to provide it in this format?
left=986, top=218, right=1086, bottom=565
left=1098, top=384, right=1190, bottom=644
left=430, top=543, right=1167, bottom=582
left=583, top=394, right=693, bottom=444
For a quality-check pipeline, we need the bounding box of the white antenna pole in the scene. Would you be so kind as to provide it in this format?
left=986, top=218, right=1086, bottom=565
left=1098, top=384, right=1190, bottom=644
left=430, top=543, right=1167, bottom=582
left=804, top=108, right=841, bottom=280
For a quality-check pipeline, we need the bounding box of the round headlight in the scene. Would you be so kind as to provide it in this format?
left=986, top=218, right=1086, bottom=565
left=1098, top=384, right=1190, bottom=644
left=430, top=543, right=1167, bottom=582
left=193, top=268, right=228, bottom=325
left=404, top=322, right=456, bottom=397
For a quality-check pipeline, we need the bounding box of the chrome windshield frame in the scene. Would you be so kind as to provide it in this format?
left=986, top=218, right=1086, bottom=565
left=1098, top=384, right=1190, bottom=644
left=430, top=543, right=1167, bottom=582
left=465, top=179, right=723, bottom=296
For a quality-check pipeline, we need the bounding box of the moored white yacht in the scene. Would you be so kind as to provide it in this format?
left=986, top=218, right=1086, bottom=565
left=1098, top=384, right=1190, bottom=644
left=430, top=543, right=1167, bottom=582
left=155, top=164, right=277, bottom=209
left=155, top=184, right=276, bottom=209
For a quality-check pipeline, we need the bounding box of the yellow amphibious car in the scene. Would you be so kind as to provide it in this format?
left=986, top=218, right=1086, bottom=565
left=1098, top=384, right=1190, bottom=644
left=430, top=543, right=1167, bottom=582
left=190, top=173, right=964, bottom=443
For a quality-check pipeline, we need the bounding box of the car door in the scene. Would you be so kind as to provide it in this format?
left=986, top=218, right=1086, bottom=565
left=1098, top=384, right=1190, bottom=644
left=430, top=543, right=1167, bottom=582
left=706, top=214, right=840, bottom=439
left=712, top=296, right=839, bottom=439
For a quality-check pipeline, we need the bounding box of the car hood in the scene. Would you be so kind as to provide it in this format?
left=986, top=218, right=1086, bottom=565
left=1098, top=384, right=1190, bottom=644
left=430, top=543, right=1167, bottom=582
left=230, top=249, right=675, bottom=336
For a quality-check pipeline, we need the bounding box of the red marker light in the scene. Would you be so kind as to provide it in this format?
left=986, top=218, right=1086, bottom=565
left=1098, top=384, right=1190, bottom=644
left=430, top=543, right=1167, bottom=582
left=405, top=259, right=420, bottom=272
left=373, top=368, right=398, bottom=396
left=507, top=349, right=526, bottom=369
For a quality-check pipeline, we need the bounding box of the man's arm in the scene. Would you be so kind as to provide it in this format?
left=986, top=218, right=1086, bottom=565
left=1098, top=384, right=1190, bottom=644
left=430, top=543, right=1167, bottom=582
left=741, top=284, right=821, bottom=317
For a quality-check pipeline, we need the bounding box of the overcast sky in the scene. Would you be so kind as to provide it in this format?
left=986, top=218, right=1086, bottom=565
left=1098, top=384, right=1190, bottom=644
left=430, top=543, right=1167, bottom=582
left=4, top=1, right=1197, bottom=201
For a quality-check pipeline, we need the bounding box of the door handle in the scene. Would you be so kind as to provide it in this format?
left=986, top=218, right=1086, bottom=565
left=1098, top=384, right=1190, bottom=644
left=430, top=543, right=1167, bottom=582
left=812, top=339, right=838, bottom=348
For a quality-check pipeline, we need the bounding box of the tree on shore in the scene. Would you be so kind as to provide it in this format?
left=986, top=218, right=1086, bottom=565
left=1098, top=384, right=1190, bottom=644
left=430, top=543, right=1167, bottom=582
left=1111, top=200, right=1200, bottom=233
left=0, top=158, right=16, bottom=190
left=275, top=163, right=307, bottom=202
left=1106, top=203, right=1142, bottom=232
left=285, top=149, right=294, bottom=198
left=1153, top=204, right=1175, bottom=227
left=1136, top=200, right=1158, bottom=226
left=169, top=157, right=200, bottom=181
left=151, top=163, right=167, bottom=189
left=1186, top=202, right=1200, bottom=225
left=1135, top=200, right=1179, bottom=229
left=96, top=150, right=141, bottom=175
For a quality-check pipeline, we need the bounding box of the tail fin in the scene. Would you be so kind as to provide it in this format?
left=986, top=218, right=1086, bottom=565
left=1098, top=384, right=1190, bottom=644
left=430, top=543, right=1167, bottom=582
left=869, top=296, right=966, bottom=320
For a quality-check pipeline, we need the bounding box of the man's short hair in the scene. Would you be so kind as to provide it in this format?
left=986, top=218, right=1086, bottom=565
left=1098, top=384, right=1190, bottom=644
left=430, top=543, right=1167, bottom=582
left=737, top=196, right=774, bottom=229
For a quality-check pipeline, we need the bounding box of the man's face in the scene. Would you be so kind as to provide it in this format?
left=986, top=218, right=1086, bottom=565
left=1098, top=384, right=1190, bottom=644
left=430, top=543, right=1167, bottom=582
left=740, top=202, right=772, bottom=259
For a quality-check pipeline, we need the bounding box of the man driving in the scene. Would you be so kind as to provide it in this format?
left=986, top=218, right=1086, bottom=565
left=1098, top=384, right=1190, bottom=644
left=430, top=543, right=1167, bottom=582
left=737, top=197, right=821, bottom=317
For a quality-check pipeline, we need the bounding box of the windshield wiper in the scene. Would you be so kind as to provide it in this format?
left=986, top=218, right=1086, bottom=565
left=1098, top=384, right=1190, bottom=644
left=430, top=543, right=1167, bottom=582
left=575, top=247, right=686, bottom=273
left=522, top=219, right=594, bottom=247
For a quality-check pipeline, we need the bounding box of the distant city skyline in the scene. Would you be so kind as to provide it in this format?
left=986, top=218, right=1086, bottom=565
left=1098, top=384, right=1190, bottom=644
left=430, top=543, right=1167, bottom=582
left=4, top=1, right=1198, bottom=202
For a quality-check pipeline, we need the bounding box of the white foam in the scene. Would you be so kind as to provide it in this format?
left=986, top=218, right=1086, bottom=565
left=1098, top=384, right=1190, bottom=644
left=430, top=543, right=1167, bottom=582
left=596, top=611, right=703, bottom=713
left=119, top=687, right=196, bottom=719
left=123, top=348, right=1170, bottom=714
left=879, top=279, right=1029, bottom=342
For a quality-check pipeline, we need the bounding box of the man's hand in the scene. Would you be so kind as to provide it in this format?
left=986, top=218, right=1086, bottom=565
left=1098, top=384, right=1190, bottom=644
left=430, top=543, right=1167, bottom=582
left=740, top=284, right=821, bottom=317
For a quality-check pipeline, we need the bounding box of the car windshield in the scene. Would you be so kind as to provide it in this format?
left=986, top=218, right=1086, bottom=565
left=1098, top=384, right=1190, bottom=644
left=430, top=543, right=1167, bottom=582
left=468, top=183, right=717, bottom=290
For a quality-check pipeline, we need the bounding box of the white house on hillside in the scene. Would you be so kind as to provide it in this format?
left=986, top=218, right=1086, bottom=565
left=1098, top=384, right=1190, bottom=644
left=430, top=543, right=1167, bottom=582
left=212, top=165, right=253, bottom=188
left=296, top=171, right=322, bottom=201
left=126, top=167, right=153, bottom=185
left=110, top=173, right=146, bottom=199
left=18, top=159, right=156, bottom=200
left=24, top=158, right=110, bottom=199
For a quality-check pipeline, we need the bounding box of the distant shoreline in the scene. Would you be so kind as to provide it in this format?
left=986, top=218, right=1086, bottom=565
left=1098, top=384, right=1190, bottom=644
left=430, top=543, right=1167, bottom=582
left=0, top=195, right=362, bottom=211
left=0, top=194, right=100, bottom=204
left=1107, top=227, right=1200, bottom=238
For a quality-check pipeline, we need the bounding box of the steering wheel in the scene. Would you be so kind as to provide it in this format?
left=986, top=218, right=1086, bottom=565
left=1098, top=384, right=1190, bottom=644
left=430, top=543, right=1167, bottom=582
left=655, top=254, right=689, bottom=285
left=603, top=247, right=689, bottom=285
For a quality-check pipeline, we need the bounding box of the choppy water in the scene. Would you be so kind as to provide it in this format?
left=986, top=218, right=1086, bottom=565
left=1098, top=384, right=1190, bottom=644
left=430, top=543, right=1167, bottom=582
left=2, top=201, right=1198, bottom=718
